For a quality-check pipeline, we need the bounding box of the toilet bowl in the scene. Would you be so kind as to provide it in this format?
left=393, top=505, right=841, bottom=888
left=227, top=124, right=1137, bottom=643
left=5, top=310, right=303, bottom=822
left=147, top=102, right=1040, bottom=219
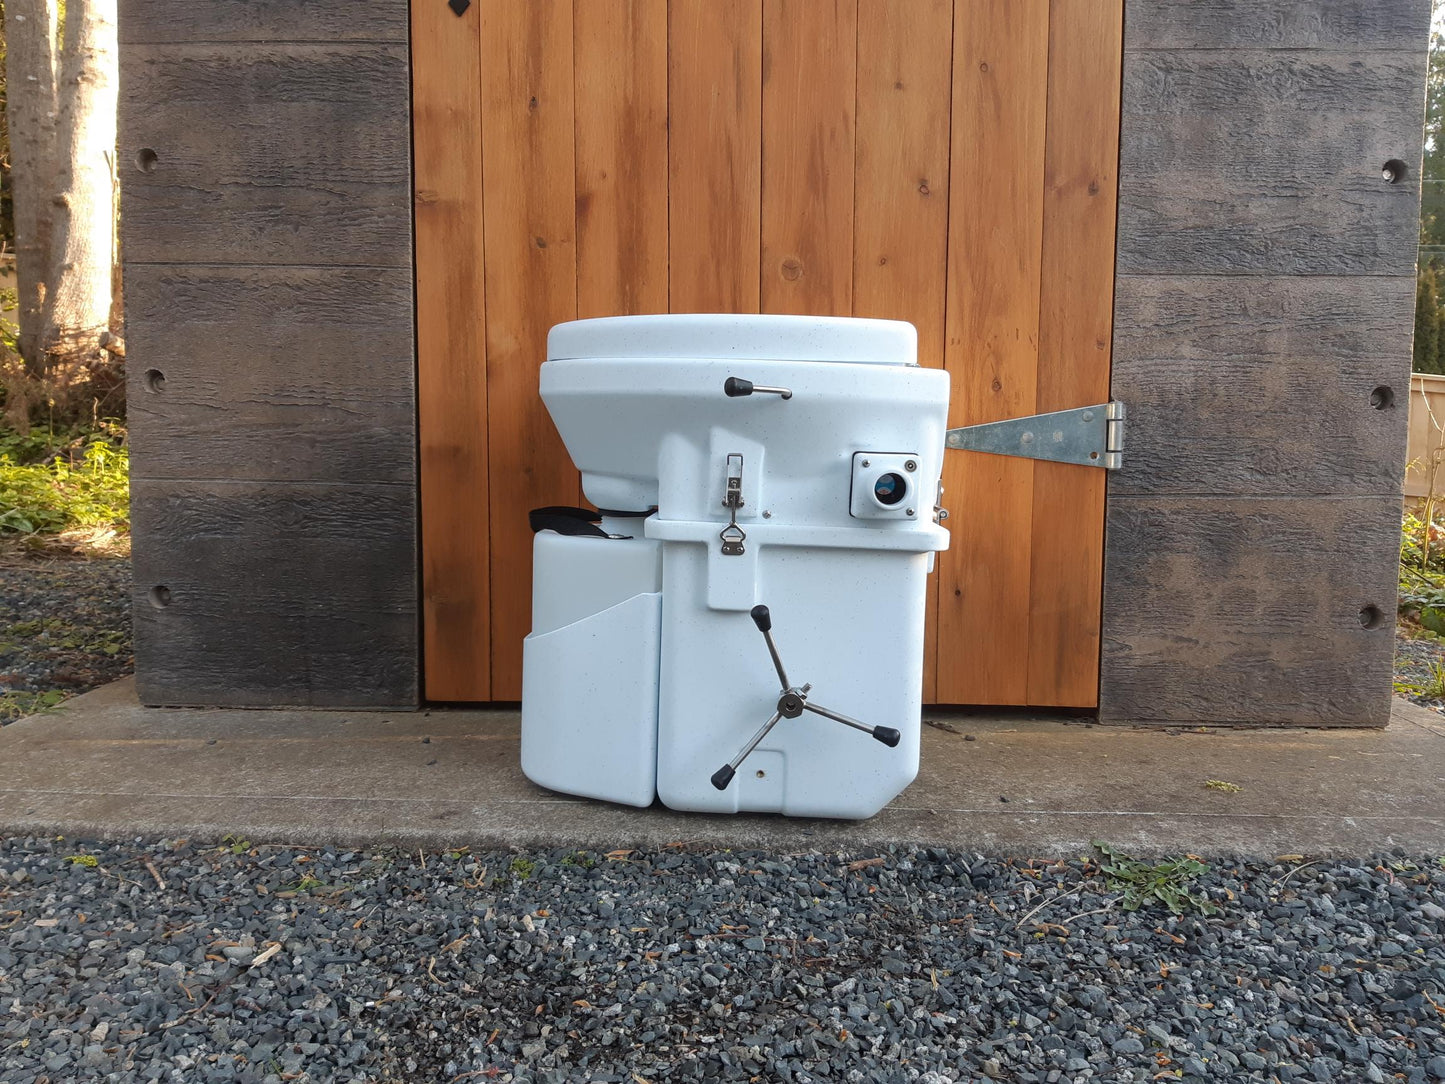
left=523, top=314, right=950, bottom=819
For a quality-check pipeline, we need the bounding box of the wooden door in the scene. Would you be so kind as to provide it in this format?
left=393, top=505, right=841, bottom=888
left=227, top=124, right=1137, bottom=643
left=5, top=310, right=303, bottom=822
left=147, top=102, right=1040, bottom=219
left=412, top=0, right=1123, bottom=705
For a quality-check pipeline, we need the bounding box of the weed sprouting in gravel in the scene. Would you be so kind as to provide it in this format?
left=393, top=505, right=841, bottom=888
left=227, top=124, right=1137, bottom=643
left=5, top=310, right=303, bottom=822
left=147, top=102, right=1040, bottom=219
left=509, top=856, right=536, bottom=879
left=1093, top=841, right=1220, bottom=915
left=0, top=688, right=66, bottom=723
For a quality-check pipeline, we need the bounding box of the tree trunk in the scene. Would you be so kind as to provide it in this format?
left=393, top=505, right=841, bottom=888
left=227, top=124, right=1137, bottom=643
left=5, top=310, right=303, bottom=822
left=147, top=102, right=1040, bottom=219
left=42, top=0, right=117, bottom=377
left=4, top=0, right=59, bottom=369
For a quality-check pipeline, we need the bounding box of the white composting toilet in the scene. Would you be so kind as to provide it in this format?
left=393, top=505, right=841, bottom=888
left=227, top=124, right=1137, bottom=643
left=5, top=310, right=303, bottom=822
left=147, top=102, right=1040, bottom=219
left=520, top=314, right=1122, bottom=819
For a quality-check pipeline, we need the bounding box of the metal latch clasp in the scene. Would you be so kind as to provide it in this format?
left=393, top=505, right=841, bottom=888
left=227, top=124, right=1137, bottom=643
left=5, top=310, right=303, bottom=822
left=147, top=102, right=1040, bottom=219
left=720, top=453, right=747, bottom=555
left=945, top=401, right=1125, bottom=470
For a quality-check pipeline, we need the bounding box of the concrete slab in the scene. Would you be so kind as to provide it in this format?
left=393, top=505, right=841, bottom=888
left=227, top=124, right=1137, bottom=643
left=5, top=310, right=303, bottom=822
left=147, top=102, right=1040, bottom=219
left=1, top=679, right=1442, bottom=857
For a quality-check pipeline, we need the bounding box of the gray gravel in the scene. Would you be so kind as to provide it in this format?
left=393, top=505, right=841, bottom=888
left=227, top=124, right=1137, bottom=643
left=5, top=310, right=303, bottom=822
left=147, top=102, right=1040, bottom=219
left=1396, top=629, right=1445, bottom=715
left=0, top=556, right=132, bottom=722
left=3, top=839, right=1444, bottom=1083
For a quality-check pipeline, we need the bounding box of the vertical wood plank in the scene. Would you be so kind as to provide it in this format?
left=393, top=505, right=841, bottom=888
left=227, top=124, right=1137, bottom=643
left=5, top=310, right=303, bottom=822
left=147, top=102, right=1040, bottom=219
left=853, top=0, right=953, bottom=701
left=414, top=0, right=489, bottom=701
left=937, top=0, right=1050, bottom=704
left=1027, top=0, right=1123, bottom=707
left=760, top=0, right=856, bottom=315
left=668, top=0, right=763, bottom=312
left=482, top=0, right=578, bottom=699
left=574, top=0, right=669, bottom=319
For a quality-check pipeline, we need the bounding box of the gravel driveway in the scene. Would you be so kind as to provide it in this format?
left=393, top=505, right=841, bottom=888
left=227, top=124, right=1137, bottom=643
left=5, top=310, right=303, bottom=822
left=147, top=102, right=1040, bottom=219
left=3, top=839, right=1443, bottom=1084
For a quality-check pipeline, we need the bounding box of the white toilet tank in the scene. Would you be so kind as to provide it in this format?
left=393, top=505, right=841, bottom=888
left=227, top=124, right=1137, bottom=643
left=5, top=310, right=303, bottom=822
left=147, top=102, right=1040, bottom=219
left=524, top=314, right=951, bottom=819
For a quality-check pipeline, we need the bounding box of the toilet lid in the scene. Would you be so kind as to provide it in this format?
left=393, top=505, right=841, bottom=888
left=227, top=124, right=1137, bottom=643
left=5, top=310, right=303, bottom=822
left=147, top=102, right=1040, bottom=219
left=547, top=314, right=916, bottom=365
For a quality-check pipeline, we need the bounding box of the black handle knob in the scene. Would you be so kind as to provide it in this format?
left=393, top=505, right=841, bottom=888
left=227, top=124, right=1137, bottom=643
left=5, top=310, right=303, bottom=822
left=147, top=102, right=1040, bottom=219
left=750, top=604, right=771, bottom=632
left=873, top=727, right=901, bottom=748
left=710, top=764, right=736, bottom=790
left=724, top=377, right=754, bottom=397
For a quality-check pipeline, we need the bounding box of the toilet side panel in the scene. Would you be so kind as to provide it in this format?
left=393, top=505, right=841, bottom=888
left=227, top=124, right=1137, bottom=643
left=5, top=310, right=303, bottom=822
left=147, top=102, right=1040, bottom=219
left=655, top=544, right=926, bottom=819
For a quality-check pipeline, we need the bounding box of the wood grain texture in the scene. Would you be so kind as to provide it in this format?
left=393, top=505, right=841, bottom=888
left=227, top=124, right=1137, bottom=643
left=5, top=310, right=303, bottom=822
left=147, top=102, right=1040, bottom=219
left=1111, top=275, right=1414, bottom=498
left=119, top=44, right=410, bottom=266
left=574, top=0, right=669, bottom=319
left=481, top=0, right=578, bottom=699
left=1100, top=7, right=1427, bottom=727
left=1099, top=496, right=1400, bottom=726
left=415, top=0, right=490, bottom=701
left=134, top=609, right=418, bottom=709
left=122, top=183, right=411, bottom=267
left=852, top=0, right=952, bottom=701
left=1026, top=0, right=1123, bottom=708
left=667, top=0, right=762, bottom=312
left=760, top=0, right=856, bottom=315
left=1123, top=0, right=1429, bottom=51
left=120, top=11, right=419, bottom=709
left=131, top=480, right=417, bottom=708
left=123, top=265, right=414, bottom=483
left=118, top=0, right=409, bottom=43
left=936, top=0, right=1050, bottom=706
left=1116, top=50, right=1425, bottom=276
left=852, top=0, right=951, bottom=368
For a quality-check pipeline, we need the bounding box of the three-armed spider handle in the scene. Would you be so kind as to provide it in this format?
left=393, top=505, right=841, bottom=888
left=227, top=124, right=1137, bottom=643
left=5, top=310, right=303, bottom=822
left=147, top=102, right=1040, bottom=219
left=710, top=604, right=901, bottom=791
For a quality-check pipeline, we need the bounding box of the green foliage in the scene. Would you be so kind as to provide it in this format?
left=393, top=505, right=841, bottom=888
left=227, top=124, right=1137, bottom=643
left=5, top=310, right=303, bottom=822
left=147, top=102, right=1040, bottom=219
left=0, top=433, right=127, bottom=535
left=1093, top=841, right=1219, bottom=916
left=1419, top=264, right=1445, bottom=374
left=1400, top=513, right=1445, bottom=630
left=508, top=856, right=536, bottom=880
left=0, top=688, right=65, bottom=722
left=1418, top=12, right=1445, bottom=371
left=63, top=853, right=99, bottom=867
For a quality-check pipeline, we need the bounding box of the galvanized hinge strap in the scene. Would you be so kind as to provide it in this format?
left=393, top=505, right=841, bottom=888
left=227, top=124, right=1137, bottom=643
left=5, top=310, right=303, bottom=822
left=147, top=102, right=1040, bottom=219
left=944, top=401, right=1125, bottom=470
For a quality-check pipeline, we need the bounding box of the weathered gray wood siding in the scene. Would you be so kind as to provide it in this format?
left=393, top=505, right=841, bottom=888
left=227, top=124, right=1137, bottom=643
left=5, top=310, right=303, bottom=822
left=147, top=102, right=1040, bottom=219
left=1101, top=0, right=1430, bottom=725
left=119, top=1, right=419, bottom=707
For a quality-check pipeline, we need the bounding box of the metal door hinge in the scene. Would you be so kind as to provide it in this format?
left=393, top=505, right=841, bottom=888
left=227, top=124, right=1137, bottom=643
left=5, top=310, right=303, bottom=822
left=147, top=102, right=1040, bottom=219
left=448, top=0, right=470, bottom=16
left=945, top=401, right=1125, bottom=470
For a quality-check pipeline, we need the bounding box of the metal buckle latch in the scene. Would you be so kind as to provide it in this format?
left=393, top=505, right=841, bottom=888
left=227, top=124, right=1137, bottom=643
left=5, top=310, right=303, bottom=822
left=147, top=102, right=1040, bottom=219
left=720, top=453, right=746, bottom=555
